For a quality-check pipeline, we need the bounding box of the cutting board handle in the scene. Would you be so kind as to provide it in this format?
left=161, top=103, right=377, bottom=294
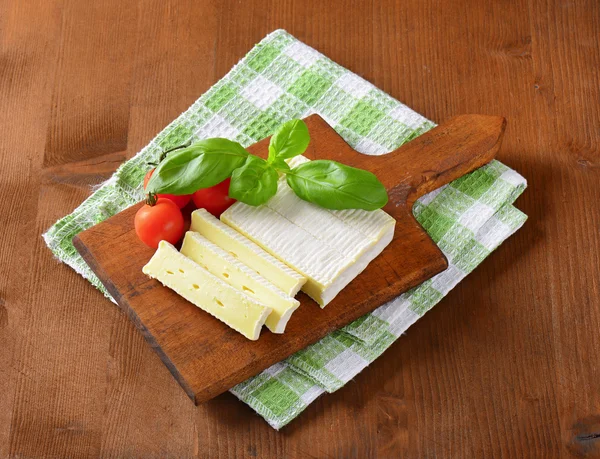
left=297, top=114, right=506, bottom=211
left=403, top=114, right=506, bottom=204
left=372, top=114, right=507, bottom=208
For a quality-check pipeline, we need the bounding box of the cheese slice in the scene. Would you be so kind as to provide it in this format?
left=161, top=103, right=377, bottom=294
left=190, top=209, right=306, bottom=296
left=142, top=241, right=271, bottom=340
left=181, top=232, right=300, bottom=333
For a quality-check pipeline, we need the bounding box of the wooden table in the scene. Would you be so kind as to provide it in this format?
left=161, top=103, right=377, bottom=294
left=1, top=0, right=598, bottom=457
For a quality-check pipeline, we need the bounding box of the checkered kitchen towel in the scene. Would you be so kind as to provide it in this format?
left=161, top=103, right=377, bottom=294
left=43, top=30, right=527, bottom=429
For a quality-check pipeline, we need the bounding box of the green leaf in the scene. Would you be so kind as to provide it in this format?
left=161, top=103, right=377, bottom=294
left=267, top=119, right=310, bottom=162
left=286, top=160, right=388, bottom=210
left=147, top=138, right=248, bottom=195
left=229, top=156, right=279, bottom=206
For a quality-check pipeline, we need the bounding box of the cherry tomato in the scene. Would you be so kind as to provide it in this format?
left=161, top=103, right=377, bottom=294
left=144, top=169, right=192, bottom=209
left=135, top=198, right=185, bottom=249
left=192, top=178, right=236, bottom=217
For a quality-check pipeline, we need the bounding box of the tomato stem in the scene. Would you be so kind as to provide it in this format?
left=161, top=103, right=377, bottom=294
left=146, top=192, right=158, bottom=206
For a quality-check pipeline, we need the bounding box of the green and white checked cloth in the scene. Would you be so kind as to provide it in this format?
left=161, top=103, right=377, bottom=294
left=43, top=30, right=527, bottom=429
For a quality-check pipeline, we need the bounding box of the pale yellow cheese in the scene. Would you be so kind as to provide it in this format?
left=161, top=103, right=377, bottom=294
left=142, top=241, right=271, bottom=340
left=190, top=209, right=306, bottom=296
left=181, top=232, right=300, bottom=333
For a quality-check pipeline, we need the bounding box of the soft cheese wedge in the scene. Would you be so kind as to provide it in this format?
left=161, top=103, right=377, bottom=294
left=181, top=232, right=300, bottom=333
left=190, top=209, right=306, bottom=296
left=142, top=241, right=271, bottom=340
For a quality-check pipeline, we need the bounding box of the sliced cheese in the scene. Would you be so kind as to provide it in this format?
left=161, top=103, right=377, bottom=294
left=181, top=232, right=300, bottom=333
left=190, top=209, right=306, bottom=296
left=142, top=241, right=271, bottom=340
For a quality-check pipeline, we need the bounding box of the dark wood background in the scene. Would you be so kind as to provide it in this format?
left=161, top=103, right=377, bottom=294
left=1, top=0, right=598, bottom=457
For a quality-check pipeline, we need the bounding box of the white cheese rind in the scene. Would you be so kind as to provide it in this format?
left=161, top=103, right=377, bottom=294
left=221, top=204, right=349, bottom=290
left=286, top=155, right=396, bottom=241
left=142, top=241, right=271, bottom=340
left=330, top=207, right=396, bottom=241
left=316, top=224, right=395, bottom=305
left=222, top=203, right=395, bottom=307
left=266, top=179, right=372, bottom=261
left=181, top=232, right=300, bottom=333
left=190, top=209, right=306, bottom=296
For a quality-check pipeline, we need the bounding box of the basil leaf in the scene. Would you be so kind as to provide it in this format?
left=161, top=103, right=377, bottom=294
left=267, top=119, right=310, bottom=161
left=229, top=156, right=279, bottom=206
left=286, top=160, right=388, bottom=210
left=147, top=138, right=248, bottom=195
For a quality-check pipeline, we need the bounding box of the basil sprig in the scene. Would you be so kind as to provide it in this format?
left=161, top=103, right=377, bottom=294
left=146, top=119, right=388, bottom=210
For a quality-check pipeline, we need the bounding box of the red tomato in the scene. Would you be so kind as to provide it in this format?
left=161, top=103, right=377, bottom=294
left=135, top=198, right=185, bottom=249
left=192, top=178, right=236, bottom=217
left=144, top=169, right=192, bottom=209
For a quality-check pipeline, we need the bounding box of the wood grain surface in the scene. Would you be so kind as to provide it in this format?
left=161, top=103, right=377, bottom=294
left=73, top=114, right=504, bottom=403
left=0, top=0, right=598, bottom=457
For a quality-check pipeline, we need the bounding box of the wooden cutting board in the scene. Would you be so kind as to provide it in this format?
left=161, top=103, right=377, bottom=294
left=73, top=114, right=505, bottom=403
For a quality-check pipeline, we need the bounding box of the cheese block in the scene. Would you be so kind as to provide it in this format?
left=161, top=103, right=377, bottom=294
left=222, top=203, right=395, bottom=307
left=222, top=156, right=396, bottom=307
left=142, top=241, right=271, bottom=340
left=181, top=232, right=300, bottom=333
left=190, top=209, right=306, bottom=296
